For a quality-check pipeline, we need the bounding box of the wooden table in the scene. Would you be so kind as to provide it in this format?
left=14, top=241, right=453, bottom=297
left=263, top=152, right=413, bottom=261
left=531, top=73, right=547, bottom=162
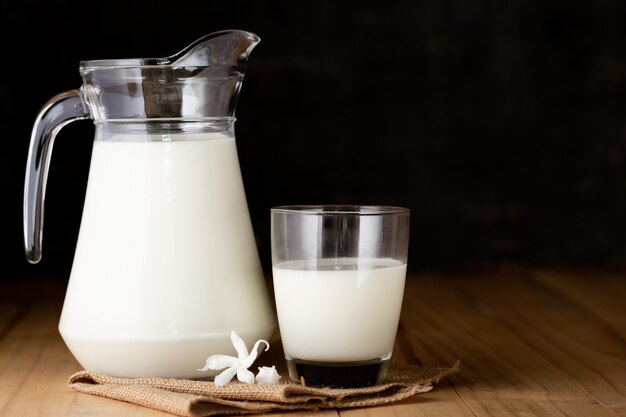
left=1, top=267, right=625, bottom=416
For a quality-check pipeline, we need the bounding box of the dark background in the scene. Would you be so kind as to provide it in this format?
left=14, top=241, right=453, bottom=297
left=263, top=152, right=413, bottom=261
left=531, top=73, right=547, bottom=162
left=3, top=0, right=626, bottom=280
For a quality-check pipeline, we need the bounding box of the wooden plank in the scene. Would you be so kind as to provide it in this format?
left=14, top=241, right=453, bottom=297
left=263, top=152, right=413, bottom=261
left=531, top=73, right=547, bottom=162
left=0, top=300, right=77, bottom=416
left=532, top=268, right=626, bottom=346
left=0, top=303, right=24, bottom=339
left=531, top=269, right=626, bottom=416
left=0, top=299, right=178, bottom=417
left=400, top=272, right=622, bottom=417
left=338, top=383, right=477, bottom=417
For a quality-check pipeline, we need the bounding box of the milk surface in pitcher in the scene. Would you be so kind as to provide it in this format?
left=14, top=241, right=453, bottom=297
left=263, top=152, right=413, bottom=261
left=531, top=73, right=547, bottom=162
left=59, top=132, right=275, bottom=378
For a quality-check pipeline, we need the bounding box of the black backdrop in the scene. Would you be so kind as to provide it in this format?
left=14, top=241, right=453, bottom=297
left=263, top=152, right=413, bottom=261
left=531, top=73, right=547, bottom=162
left=3, top=0, right=626, bottom=279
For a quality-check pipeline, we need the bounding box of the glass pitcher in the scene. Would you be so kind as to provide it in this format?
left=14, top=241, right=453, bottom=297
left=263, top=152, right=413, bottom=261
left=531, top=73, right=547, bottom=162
left=23, top=30, right=276, bottom=378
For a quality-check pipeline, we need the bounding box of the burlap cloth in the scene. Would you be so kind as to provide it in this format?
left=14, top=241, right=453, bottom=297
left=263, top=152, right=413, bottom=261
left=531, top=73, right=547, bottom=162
left=68, top=339, right=460, bottom=417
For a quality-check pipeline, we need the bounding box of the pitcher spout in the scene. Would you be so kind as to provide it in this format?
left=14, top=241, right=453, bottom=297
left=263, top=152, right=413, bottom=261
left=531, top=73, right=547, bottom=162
left=170, top=30, right=261, bottom=69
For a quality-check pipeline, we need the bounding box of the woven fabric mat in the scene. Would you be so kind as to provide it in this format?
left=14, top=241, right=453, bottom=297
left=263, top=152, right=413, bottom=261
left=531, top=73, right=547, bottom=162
left=68, top=341, right=460, bottom=416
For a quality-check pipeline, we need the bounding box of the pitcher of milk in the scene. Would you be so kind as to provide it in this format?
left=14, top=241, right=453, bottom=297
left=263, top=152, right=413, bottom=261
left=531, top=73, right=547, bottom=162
left=23, top=30, right=276, bottom=378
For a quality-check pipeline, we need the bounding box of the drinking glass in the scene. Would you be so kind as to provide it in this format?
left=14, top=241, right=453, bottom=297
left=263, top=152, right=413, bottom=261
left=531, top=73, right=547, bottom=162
left=270, top=205, right=410, bottom=388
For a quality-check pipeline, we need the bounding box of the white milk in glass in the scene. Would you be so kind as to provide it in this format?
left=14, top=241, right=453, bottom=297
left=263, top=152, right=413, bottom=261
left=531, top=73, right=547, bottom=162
left=272, top=258, right=406, bottom=363
left=59, top=132, right=275, bottom=378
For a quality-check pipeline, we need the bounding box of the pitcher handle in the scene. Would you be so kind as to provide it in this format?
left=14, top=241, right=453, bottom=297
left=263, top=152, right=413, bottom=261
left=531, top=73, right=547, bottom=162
left=23, top=89, right=90, bottom=264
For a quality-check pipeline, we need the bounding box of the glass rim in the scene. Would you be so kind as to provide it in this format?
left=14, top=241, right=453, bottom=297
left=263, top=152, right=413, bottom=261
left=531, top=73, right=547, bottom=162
left=270, top=205, right=410, bottom=216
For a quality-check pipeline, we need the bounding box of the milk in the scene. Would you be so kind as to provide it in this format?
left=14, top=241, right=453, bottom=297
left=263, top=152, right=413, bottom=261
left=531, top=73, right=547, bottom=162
left=272, top=258, right=406, bottom=363
left=59, top=132, right=276, bottom=378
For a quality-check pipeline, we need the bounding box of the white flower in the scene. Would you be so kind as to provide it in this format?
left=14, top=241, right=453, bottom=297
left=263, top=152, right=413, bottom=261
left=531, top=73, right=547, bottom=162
left=255, top=365, right=281, bottom=384
left=198, top=330, right=269, bottom=386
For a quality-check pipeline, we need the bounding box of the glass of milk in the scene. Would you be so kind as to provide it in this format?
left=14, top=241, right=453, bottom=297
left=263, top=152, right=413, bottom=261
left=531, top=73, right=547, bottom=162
left=271, top=205, right=410, bottom=388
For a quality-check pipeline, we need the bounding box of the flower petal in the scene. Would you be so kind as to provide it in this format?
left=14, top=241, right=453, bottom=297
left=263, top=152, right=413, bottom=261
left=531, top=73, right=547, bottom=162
left=213, top=366, right=238, bottom=386
left=198, top=354, right=238, bottom=372
left=255, top=366, right=282, bottom=384
left=230, top=330, right=249, bottom=361
left=236, top=367, right=255, bottom=385
left=242, top=339, right=270, bottom=368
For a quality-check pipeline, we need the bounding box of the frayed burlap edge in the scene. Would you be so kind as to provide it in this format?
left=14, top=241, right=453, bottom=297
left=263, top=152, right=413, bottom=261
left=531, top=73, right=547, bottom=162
left=69, top=360, right=460, bottom=417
